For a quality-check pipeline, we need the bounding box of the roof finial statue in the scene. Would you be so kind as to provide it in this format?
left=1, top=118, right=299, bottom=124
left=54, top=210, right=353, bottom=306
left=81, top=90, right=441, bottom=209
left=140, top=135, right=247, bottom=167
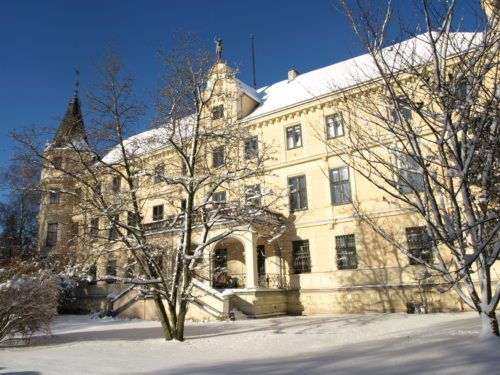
left=215, top=38, right=223, bottom=61
left=73, top=68, right=80, bottom=99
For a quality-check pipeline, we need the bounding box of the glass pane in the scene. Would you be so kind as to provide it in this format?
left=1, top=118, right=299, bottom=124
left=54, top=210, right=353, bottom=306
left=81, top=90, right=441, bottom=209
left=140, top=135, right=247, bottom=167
left=299, top=189, right=307, bottom=209
left=290, top=192, right=298, bottom=210
left=342, top=182, right=351, bottom=202
left=402, top=107, right=411, bottom=122
left=326, top=117, right=334, bottom=138
left=331, top=169, right=339, bottom=183
left=298, top=176, right=306, bottom=189
left=287, top=128, right=294, bottom=148
left=333, top=186, right=341, bottom=204
left=335, top=115, right=344, bottom=136
left=295, top=127, right=302, bottom=147
left=340, top=167, right=349, bottom=181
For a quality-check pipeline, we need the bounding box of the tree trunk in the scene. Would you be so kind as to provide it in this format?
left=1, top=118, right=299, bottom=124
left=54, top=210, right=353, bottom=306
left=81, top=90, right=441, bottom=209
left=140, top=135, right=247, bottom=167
left=479, top=309, right=500, bottom=338
left=153, top=294, right=173, bottom=341
left=176, top=300, right=188, bottom=342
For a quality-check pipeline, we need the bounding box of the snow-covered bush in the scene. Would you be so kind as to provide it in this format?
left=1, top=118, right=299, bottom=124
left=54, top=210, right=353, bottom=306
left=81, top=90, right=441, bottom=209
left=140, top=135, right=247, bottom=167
left=0, top=269, right=58, bottom=343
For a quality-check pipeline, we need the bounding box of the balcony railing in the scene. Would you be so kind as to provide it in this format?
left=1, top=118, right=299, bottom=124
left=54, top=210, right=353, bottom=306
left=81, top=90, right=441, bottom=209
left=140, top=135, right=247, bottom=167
left=258, top=273, right=284, bottom=289
left=211, top=272, right=285, bottom=289
left=143, top=206, right=283, bottom=234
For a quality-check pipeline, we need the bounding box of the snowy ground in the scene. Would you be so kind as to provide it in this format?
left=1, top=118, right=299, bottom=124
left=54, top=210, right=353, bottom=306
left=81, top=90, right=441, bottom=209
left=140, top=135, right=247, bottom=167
left=1, top=312, right=498, bottom=375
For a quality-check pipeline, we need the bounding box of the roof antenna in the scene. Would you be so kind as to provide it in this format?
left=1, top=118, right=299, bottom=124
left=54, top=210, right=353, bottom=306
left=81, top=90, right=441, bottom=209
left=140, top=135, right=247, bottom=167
left=73, top=68, right=80, bottom=98
left=251, top=34, right=257, bottom=89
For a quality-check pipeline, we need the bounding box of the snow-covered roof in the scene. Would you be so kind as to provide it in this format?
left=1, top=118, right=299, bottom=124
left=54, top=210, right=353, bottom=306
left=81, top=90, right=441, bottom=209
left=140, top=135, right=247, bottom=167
left=101, top=128, right=169, bottom=164
left=101, top=32, right=480, bottom=162
left=237, top=79, right=261, bottom=103
left=243, top=32, right=481, bottom=120
left=101, top=115, right=196, bottom=164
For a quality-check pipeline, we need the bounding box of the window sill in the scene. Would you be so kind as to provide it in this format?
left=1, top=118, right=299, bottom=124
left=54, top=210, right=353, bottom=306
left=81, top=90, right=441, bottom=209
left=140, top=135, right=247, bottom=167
left=290, top=208, right=308, bottom=213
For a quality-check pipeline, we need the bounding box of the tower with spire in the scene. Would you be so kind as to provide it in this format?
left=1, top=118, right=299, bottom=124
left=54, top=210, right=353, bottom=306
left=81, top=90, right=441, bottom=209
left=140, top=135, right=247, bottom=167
left=38, top=87, right=92, bottom=258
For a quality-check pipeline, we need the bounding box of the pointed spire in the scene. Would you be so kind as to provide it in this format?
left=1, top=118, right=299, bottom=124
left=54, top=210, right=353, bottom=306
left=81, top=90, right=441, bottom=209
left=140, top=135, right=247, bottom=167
left=48, top=74, right=89, bottom=150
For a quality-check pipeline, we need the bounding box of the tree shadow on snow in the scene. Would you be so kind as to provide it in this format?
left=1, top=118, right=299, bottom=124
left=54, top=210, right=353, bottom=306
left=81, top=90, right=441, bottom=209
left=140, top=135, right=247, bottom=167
left=135, top=334, right=500, bottom=375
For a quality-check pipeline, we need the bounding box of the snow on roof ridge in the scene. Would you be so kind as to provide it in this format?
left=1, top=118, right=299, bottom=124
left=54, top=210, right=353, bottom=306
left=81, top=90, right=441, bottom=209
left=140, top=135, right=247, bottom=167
left=242, top=31, right=481, bottom=120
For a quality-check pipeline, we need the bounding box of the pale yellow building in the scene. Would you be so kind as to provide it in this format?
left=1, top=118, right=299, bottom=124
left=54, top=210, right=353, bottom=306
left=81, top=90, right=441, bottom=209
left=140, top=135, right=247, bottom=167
left=38, top=32, right=498, bottom=319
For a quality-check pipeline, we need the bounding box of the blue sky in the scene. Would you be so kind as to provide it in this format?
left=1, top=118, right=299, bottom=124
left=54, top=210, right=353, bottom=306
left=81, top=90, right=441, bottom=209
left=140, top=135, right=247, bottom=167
left=0, top=0, right=483, bottom=200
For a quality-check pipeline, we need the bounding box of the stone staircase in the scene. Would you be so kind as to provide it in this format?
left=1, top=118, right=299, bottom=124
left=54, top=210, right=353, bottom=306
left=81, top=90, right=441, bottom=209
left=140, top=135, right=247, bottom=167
left=107, top=279, right=239, bottom=320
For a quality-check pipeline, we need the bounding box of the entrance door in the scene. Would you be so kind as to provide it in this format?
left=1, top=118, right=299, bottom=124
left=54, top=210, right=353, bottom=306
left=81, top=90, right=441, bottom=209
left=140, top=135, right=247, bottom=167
left=257, top=245, right=266, bottom=276
left=212, top=248, right=228, bottom=288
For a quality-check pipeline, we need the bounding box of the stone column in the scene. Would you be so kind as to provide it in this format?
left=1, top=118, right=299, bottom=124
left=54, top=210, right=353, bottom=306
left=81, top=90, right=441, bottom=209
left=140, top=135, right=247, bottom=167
left=243, top=230, right=258, bottom=289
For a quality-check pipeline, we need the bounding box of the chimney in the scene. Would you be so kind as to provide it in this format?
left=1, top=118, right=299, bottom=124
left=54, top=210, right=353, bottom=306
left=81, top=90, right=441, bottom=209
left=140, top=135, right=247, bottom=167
left=288, top=68, right=299, bottom=83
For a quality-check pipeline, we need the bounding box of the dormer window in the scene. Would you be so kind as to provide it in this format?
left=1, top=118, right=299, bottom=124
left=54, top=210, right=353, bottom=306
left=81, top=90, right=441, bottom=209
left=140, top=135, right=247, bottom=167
left=212, top=104, right=224, bottom=120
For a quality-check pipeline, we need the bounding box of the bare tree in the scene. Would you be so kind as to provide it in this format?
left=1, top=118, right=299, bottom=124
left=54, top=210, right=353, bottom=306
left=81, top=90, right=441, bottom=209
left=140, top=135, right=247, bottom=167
left=14, top=37, right=282, bottom=342
left=0, top=153, right=41, bottom=261
left=328, top=0, right=499, bottom=336
left=0, top=261, right=58, bottom=343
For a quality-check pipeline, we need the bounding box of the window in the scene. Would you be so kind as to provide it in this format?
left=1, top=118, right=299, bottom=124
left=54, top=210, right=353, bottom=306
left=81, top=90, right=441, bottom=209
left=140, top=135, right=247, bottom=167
left=330, top=167, right=351, bottom=205
left=406, top=227, right=433, bottom=265
left=212, top=248, right=228, bottom=287
left=398, top=154, right=424, bottom=193
left=124, top=258, right=135, bottom=279
left=326, top=113, right=344, bottom=139
left=288, top=175, right=308, bottom=211
left=292, top=240, right=311, bottom=274
left=180, top=199, right=187, bottom=211
left=127, top=211, right=137, bottom=235
left=108, top=214, right=119, bottom=241
left=53, top=156, right=63, bottom=168
left=181, top=161, right=188, bottom=176
left=257, top=245, right=266, bottom=276
left=336, top=234, right=357, bottom=270
left=46, top=223, right=58, bottom=246
left=286, top=125, right=302, bottom=149
left=391, top=97, right=412, bottom=124
left=212, top=146, right=225, bottom=168
left=88, top=264, right=97, bottom=284
left=112, top=176, right=121, bottom=193
left=131, top=175, right=139, bottom=189
left=245, top=184, right=261, bottom=206
left=70, top=222, right=80, bottom=243
left=212, top=104, right=224, bottom=120
left=106, top=259, right=117, bottom=283
left=49, top=191, right=59, bottom=204
left=89, top=218, right=99, bottom=240
left=457, top=79, right=468, bottom=100
left=152, top=205, right=164, bottom=221
left=75, top=188, right=82, bottom=202
left=244, top=136, right=258, bottom=159
left=154, top=164, right=164, bottom=184
left=152, top=255, right=164, bottom=277
left=212, top=191, right=227, bottom=208
left=93, top=183, right=102, bottom=199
